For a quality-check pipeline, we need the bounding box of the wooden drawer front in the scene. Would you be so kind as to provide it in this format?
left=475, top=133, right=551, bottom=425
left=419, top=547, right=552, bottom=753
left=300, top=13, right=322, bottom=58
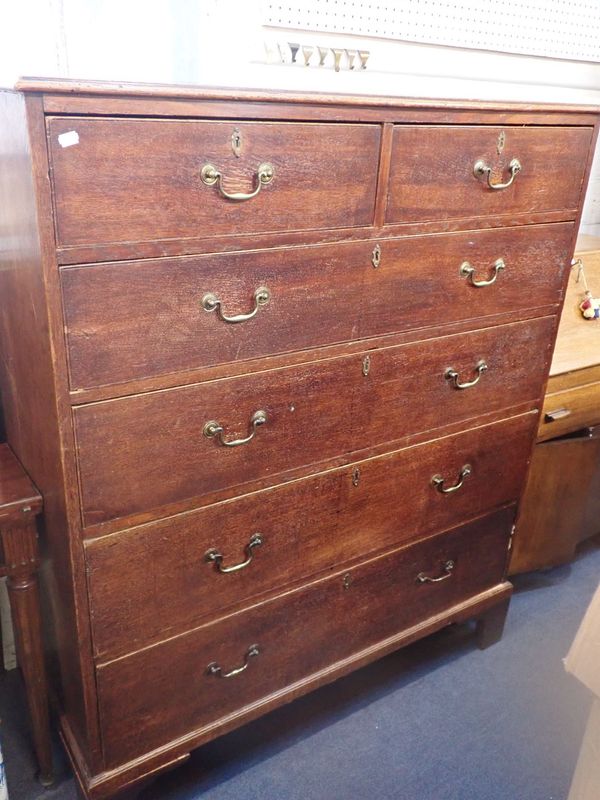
left=75, top=317, right=553, bottom=527
left=47, top=117, right=380, bottom=248
left=538, top=381, right=600, bottom=441
left=87, top=413, right=535, bottom=659
left=96, top=506, right=513, bottom=766
left=62, top=222, right=573, bottom=391
left=386, top=126, right=592, bottom=225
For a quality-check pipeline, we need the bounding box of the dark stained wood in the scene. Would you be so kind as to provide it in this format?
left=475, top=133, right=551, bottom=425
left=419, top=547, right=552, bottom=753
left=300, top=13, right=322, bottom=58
left=86, top=412, right=536, bottom=660
left=0, top=443, right=42, bottom=522
left=476, top=595, right=510, bottom=649
left=62, top=223, right=573, bottom=390
left=386, top=126, right=593, bottom=224
left=47, top=117, right=380, bottom=248
left=3, top=525, right=54, bottom=785
left=1, top=79, right=598, bottom=800
left=0, top=91, right=102, bottom=768
left=54, top=210, right=587, bottom=268
left=74, top=316, right=554, bottom=527
left=68, top=305, right=560, bottom=407
left=96, top=506, right=514, bottom=767
left=510, top=428, right=600, bottom=574
left=0, top=443, right=52, bottom=784
left=16, top=77, right=600, bottom=114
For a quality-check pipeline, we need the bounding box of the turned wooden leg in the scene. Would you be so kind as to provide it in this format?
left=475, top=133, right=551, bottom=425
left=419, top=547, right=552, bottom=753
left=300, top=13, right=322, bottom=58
left=4, top=524, right=54, bottom=786
left=476, top=597, right=510, bottom=650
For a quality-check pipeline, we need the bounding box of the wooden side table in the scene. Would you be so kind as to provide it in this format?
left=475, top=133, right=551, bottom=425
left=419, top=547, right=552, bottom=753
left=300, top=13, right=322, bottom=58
left=510, top=236, right=600, bottom=574
left=0, top=443, right=53, bottom=785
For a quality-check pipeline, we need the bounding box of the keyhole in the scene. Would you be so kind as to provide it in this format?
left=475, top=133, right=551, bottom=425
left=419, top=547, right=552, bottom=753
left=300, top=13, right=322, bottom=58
left=352, top=467, right=360, bottom=487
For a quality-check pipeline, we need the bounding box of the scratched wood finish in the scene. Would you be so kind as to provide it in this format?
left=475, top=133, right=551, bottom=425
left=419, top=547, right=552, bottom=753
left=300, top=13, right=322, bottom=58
left=2, top=79, right=598, bottom=800
left=386, top=126, right=593, bottom=224
left=47, top=117, right=381, bottom=248
left=96, top=506, right=513, bottom=767
left=62, top=222, right=573, bottom=390
left=86, top=413, right=535, bottom=660
left=0, top=444, right=42, bottom=522
left=74, top=316, right=553, bottom=527
left=0, top=91, right=100, bottom=766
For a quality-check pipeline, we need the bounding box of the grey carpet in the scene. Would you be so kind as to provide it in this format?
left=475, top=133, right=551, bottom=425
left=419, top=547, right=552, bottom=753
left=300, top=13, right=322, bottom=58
left=2, top=536, right=599, bottom=800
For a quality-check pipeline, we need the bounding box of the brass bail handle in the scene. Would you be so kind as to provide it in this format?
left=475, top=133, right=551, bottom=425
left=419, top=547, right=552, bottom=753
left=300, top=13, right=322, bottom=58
left=201, top=162, right=274, bottom=201
left=431, top=464, right=472, bottom=494
left=203, top=409, right=267, bottom=448
left=207, top=644, right=260, bottom=679
left=202, top=286, right=270, bottom=324
left=474, top=157, right=522, bottom=190
left=205, top=533, right=263, bottom=574
left=445, top=360, right=488, bottom=389
left=416, top=560, right=455, bottom=584
left=460, top=258, right=505, bottom=287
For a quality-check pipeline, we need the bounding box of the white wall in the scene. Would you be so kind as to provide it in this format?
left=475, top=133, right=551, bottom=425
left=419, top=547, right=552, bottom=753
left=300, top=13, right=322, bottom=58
left=1, top=0, right=599, bottom=233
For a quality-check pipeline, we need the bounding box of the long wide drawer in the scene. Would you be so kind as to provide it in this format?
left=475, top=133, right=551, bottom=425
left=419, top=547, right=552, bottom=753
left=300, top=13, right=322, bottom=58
left=74, top=316, right=554, bottom=527
left=86, top=413, right=535, bottom=659
left=47, top=117, right=380, bottom=248
left=62, top=222, right=573, bottom=390
left=386, top=125, right=592, bottom=224
left=96, top=506, right=514, bottom=767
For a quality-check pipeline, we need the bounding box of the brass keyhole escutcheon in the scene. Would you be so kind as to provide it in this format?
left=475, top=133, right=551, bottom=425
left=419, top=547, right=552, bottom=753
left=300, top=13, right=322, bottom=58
left=362, top=355, right=371, bottom=377
left=231, top=128, right=242, bottom=157
left=343, top=573, right=353, bottom=589
left=352, top=467, right=360, bottom=487
left=372, top=244, right=381, bottom=269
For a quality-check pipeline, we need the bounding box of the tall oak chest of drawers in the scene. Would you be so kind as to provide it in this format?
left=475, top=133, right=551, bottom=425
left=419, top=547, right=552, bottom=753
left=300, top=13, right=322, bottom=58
left=0, top=79, right=597, bottom=798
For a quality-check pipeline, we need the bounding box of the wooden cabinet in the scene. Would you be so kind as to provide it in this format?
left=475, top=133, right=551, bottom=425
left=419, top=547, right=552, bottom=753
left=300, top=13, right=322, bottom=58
left=510, top=240, right=600, bottom=574
left=0, top=79, right=597, bottom=800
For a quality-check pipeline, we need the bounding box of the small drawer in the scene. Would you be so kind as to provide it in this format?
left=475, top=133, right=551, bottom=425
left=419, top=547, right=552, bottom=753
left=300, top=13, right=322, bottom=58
left=386, top=125, right=592, bottom=225
left=95, top=506, right=513, bottom=767
left=538, top=381, right=600, bottom=441
left=47, top=117, right=380, bottom=248
left=74, top=316, right=554, bottom=527
left=62, top=222, right=573, bottom=390
left=86, top=413, right=535, bottom=659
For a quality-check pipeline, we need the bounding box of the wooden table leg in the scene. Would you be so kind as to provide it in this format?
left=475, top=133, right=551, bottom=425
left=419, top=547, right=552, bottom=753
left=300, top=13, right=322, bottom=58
left=3, top=523, right=54, bottom=786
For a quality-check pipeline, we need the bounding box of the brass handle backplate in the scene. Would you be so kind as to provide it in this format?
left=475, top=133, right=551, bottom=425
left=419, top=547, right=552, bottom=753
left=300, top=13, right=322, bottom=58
left=201, top=162, right=274, bottom=201
left=445, top=360, right=488, bottom=389
left=207, top=644, right=260, bottom=678
left=474, top=157, right=522, bottom=190
left=431, top=464, right=472, bottom=494
left=205, top=533, right=263, bottom=574
left=460, top=258, right=505, bottom=287
left=203, top=409, right=267, bottom=447
left=417, top=560, right=455, bottom=584
left=202, top=286, right=270, bottom=323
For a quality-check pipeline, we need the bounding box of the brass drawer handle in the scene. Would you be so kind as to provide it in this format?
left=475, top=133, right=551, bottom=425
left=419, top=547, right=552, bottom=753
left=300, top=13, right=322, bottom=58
left=474, top=158, right=521, bottom=190
left=205, top=533, right=263, bottom=574
left=207, top=644, right=260, bottom=679
left=417, top=559, right=455, bottom=584
left=431, top=464, right=472, bottom=494
left=460, top=258, right=505, bottom=287
left=203, top=410, right=267, bottom=448
left=200, top=162, right=274, bottom=201
left=202, top=286, right=270, bottom=324
left=544, top=408, right=572, bottom=423
left=445, top=360, right=488, bottom=389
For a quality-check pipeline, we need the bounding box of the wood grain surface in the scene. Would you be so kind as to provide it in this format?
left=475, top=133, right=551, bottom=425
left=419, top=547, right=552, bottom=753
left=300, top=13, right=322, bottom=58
left=386, top=125, right=592, bottom=224
left=74, top=316, right=554, bottom=527
left=61, top=222, right=573, bottom=390
left=86, top=412, right=535, bottom=660
left=96, top=506, right=514, bottom=767
left=47, top=117, right=381, bottom=247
